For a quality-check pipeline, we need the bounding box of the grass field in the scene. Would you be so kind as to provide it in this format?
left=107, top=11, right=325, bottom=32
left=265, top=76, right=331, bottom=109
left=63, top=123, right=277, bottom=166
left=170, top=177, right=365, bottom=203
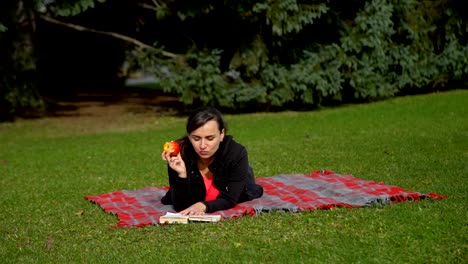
left=1, top=90, right=467, bottom=263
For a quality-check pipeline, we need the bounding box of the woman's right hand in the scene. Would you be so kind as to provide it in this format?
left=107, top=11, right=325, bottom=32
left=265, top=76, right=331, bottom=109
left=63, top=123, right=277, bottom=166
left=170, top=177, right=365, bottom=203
left=162, top=151, right=187, bottom=178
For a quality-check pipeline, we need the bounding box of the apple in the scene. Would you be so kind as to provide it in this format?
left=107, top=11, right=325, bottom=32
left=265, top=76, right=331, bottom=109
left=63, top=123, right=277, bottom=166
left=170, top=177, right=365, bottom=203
left=163, top=141, right=180, bottom=156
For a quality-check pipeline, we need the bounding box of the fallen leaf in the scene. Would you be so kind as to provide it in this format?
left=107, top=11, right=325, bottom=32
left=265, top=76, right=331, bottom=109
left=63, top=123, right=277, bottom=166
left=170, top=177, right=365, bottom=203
left=45, top=236, right=54, bottom=250
left=76, top=210, right=85, bottom=216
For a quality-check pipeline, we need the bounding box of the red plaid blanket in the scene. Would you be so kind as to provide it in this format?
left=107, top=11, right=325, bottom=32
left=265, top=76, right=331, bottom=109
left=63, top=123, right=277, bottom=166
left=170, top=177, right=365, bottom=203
left=85, top=170, right=446, bottom=227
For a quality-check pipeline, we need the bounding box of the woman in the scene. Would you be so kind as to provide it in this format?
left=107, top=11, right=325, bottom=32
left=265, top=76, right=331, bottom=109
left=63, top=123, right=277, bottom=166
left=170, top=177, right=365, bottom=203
left=161, top=107, right=263, bottom=215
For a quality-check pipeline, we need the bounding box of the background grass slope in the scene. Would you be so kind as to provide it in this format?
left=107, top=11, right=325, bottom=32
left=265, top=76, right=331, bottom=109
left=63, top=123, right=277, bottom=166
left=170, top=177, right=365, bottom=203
left=1, top=90, right=467, bottom=263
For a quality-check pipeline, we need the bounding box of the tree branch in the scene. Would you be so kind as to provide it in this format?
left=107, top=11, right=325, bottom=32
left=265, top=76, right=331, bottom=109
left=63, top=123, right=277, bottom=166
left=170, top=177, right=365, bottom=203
left=39, top=15, right=177, bottom=59
left=138, top=3, right=158, bottom=11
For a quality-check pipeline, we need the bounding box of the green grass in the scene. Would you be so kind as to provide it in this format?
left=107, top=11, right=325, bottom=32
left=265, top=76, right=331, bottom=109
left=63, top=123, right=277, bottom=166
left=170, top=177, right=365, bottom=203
left=1, top=90, right=467, bottom=263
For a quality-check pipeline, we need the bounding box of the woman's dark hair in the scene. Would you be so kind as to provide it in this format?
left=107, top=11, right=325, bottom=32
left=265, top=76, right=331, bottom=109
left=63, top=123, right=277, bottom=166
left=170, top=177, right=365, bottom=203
left=186, top=107, right=227, bottom=134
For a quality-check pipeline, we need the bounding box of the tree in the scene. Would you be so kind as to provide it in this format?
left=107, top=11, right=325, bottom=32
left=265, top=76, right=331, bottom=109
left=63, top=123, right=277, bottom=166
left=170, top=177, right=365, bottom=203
left=1, top=0, right=43, bottom=120
left=1, top=0, right=173, bottom=120
left=1, top=0, right=466, bottom=120
left=149, top=0, right=467, bottom=109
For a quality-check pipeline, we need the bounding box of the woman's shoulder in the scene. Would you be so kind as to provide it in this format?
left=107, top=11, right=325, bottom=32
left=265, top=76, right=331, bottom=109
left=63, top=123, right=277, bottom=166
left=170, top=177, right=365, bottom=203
left=221, top=135, right=247, bottom=157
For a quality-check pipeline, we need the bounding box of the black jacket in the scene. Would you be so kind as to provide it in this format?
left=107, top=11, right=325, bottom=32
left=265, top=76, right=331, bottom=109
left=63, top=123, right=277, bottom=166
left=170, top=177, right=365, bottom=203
left=161, top=135, right=263, bottom=213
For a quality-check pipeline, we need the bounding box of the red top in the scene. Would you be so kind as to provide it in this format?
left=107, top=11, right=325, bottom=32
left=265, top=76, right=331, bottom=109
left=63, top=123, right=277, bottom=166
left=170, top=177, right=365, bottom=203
left=203, top=176, right=220, bottom=201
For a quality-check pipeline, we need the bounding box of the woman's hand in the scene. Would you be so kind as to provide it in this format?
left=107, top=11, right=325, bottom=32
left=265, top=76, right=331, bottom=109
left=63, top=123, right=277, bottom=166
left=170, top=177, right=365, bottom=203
left=161, top=151, right=187, bottom=178
left=179, top=202, right=207, bottom=216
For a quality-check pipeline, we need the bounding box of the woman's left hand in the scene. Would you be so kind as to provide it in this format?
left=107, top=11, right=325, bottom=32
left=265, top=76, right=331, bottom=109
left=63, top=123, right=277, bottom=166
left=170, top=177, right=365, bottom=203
left=179, top=202, right=207, bottom=216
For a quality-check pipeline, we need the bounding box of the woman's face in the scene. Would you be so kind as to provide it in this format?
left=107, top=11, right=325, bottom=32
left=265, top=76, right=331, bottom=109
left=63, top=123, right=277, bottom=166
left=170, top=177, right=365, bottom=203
left=188, top=120, right=225, bottom=160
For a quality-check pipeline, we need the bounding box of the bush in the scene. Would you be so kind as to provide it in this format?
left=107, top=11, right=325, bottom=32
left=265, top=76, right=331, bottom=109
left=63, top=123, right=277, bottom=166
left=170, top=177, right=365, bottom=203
left=159, top=0, right=467, bottom=111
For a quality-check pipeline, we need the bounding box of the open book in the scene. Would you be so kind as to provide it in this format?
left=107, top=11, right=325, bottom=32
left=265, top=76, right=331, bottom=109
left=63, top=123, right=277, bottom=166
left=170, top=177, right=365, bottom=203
left=159, top=212, right=222, bottom=224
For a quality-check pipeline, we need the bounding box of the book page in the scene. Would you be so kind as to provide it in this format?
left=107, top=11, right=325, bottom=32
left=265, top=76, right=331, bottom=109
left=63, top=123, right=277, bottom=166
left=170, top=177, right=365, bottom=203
left=188, top=215, right=221, bottom=222
left=162, top=212, right=189, bottom=219
left=159, top=212, right=221, bottom=224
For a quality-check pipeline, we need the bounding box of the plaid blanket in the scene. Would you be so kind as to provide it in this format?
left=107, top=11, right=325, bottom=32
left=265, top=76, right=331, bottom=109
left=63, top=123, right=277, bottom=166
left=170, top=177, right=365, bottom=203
left=85, top=170, right=446, bottom=227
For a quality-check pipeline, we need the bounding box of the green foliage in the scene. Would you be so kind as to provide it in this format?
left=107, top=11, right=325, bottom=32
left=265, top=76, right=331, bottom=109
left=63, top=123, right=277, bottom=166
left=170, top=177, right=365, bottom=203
left=251, top=43, right=344, bottom=108
left=229, top=35, right=269, bottom=79
left=46, top=0, right=99, bottom=17
left=0, top=24, right=7, bottom=32
left=0, top=60, right=45, bottom=119
left=158, top=0, right=467, bottom=110
left=339, top=0, right=396, bottom=98
left=252, top=0, right=328, bottom=36
left=1, top=0, right=106, bottom=120
left=0, top=0, right=45, bottom=120
left=435, top=36, right=468, bottom=84
left=291, top=45, right=344, bottom=102
left=2, top=0, right=467, bottom=117
left=386, top=0, right=467, bottom=90
left=161, top=50, right=233, bottom=108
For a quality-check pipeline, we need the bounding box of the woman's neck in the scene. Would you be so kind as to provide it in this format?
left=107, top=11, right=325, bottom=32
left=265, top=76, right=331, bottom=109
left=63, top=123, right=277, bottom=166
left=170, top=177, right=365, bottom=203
left=197, top=157, right=214, bottom=168
left=197, top=157, right=214, bottom=178
left=198, top=157, right=214, bottom=165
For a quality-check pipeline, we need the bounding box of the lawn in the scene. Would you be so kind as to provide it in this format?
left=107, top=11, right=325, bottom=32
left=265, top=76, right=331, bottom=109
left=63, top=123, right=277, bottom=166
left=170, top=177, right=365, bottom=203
left=0, top=90, right=467, bottom=263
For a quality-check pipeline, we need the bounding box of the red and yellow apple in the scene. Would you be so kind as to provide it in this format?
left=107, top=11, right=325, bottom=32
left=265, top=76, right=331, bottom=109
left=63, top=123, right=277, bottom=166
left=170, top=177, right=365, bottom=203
left=163, top=141, right=180, bottom=156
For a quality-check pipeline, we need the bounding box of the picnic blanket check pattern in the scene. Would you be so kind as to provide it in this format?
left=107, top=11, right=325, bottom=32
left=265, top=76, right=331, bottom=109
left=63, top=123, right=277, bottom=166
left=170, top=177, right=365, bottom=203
left=85, top=170, right=446, bottom=227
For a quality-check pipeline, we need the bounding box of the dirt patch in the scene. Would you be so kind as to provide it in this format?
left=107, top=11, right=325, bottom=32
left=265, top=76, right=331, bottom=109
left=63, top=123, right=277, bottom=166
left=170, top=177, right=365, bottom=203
left=46, top=89, right=181, bottom=117
left=18, top=90, right=185, bottom=134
